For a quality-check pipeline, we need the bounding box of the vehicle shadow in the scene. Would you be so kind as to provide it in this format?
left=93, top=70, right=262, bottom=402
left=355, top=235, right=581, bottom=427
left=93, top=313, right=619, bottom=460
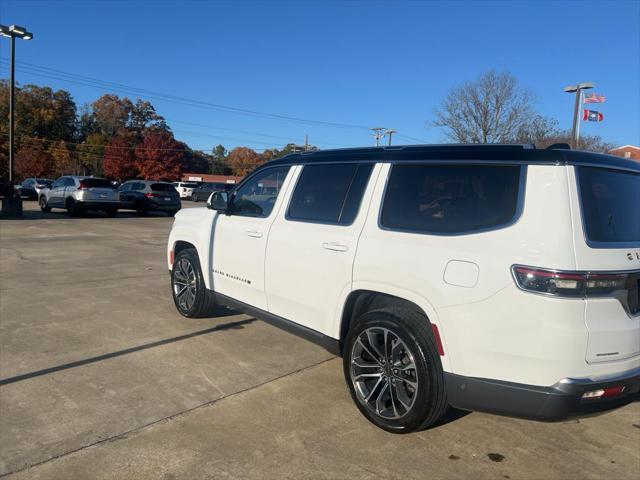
left=0, top=205, right=175, bottom=221
left=0, top=317, right=256, bottom=387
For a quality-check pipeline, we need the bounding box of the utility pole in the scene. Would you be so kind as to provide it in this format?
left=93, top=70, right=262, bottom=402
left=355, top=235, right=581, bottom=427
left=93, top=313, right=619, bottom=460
left=386, top=129, right=397, bottom=146
left=0, top=24, right=34, bottom=217
left=304, top=134, right=309, bottom=152
left=370, top=127, right=386, bottom=147
left=563, top=82, right=594, bottom=149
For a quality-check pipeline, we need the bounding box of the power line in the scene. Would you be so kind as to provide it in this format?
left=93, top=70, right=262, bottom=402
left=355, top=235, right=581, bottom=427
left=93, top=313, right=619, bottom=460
left=0, top=59, right=371, bottom=131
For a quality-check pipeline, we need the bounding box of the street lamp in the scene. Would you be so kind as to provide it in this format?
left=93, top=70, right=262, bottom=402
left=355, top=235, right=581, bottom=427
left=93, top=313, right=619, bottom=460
left=564, top=82, right=594, bottom=149
left=0, top=24, right=33, bottom=217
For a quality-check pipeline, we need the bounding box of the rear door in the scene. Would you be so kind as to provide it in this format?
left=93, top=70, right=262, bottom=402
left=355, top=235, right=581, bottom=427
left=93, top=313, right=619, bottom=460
left=265, top=162, right=379, bottom=336
left=569, top=165, right=640, bottom=364
left=48, top=177, right=67, bottom=205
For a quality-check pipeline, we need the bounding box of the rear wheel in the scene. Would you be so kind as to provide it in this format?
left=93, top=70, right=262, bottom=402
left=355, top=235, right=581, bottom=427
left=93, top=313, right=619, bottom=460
left=104, top=208, right=118, bottom=217
left=66, top=198, right=81, bottom=217
left=135, top=201, right=149, bottom=216
left=343, top=307, right=448, bottom=433
left=39, top=196, right=51, bottom=213
left=171, top=248, right=216, bottom=318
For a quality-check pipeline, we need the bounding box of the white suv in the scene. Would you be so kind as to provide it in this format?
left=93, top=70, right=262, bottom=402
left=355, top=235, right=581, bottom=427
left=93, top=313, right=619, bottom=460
left=173, top=182, right=199, bottom=200
left=167, top=144, right=640, bottom=432
left=39, top=176, right=120, bottom=217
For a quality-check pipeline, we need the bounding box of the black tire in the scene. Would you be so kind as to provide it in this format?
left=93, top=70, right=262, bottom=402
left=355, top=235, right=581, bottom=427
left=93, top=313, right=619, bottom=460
left=104, top=208, right=118, bottom=217
left=343, top=307, right=448, bottom=433
left=66, top=198, right=81, bottom=217
left=171, top=248, right=217, bottom=318
left=192, top=195, right=199, bottom=203
left=39, top=196, right=51, bottom=213
left=135, top=201, right=149, bottom=216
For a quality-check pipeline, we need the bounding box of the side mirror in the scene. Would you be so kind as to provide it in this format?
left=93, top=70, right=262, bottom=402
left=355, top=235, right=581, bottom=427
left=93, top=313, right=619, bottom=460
left=207, top=191, right=229, bottom=212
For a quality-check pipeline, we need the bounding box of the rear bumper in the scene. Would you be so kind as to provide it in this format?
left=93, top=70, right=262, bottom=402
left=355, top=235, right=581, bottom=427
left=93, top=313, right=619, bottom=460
left=77, top=200, right=119, bottom=210
left=445, top=366, right=640, bottom=421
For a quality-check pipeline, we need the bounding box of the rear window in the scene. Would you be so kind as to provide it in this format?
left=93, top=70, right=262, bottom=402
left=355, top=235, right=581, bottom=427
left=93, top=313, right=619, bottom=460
left=81, top=178, right=112, bottom=188
left=182, top=182, right=198, bottom=188
left=380, top=164, right=522, bottom=235
left=151, top=183, right=176, bottom=192
left=577, top=167, right=640, bottom=244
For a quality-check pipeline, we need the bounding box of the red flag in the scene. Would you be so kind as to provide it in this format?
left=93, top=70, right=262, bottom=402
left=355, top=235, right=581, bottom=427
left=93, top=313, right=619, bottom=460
left=583, top=109, right=604, bottom=122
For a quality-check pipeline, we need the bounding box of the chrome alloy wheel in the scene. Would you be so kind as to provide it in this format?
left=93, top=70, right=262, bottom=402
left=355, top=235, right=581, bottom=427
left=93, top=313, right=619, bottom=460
left=350, top=327, right=419, bottom=420
left=172, top=257, right=197, bottom=312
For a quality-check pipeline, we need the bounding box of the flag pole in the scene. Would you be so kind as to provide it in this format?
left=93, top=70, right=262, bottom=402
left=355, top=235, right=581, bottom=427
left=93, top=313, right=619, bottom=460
left=575, top=90, right=582, bottom=149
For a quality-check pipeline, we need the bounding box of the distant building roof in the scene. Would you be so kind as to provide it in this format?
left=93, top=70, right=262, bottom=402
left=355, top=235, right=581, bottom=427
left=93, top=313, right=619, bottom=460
left=608, top=145, right=640, bottom=161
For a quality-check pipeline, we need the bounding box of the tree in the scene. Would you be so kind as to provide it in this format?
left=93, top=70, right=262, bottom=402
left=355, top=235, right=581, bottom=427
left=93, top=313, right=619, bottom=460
left=103, top=135, right=137, bottom=180
left=14, top=143, right=54, bottom=178
left=129, top=99, right=168, bottom=134
left=91, top=94, right=133, bottom=137
left=209, top=144, right=231, bottom=174
left=227, top=147, right=263, bottom=176
left=134, top=130, right=188, bottom=181
left=513, top=115, right=614, bottom=152
left=0, top=81, right=77, bottom=142
left=433, top=70, right=535, bottom=143
left=49, top=140, right=76, bottom=176
left=77, top=133, right=108, bottom=176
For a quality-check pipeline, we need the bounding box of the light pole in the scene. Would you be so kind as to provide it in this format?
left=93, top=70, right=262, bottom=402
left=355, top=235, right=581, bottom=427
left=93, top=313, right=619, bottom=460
left=0, top=24, right=33, bottom=217
left=564, top=82, right=594, bottom=149
left=385, top=129, right=396, bottom=146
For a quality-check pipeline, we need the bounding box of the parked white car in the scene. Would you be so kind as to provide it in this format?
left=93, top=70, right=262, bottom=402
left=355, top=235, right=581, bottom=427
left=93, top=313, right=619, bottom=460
left=173, top=182, right=199, bottom=200
left=167, top=144, right=640, bottom=432
left=39, top=176, right=120, bottom=217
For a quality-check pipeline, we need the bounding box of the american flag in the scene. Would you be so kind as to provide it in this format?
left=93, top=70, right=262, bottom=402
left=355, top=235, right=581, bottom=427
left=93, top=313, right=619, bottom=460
left=584, top=93, right=606, bottom=104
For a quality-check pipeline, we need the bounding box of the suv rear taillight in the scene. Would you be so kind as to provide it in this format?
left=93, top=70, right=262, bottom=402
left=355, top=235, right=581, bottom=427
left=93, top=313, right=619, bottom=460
left=146, top=192, right=160, bottom=198
left=512, top=266, right=640, bottom=315
left=78, top=180, right=88, bottom=190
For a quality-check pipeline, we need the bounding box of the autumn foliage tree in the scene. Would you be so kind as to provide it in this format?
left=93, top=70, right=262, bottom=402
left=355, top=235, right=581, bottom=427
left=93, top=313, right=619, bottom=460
left=134, top=130, right=188, bottom=180
left=103, top=135, right=138, bottom=181
left=49, top=140, right=76, bottom=177
left=227, top=147, right=264, bottom=176
left=14, top=143, right=54, bottom=178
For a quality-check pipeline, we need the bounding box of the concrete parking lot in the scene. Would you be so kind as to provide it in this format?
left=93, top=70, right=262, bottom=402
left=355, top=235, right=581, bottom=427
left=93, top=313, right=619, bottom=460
left=1, top=202, right=639, bottom=480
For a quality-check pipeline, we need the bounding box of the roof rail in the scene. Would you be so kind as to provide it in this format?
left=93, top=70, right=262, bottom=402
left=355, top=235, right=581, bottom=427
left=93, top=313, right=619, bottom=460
left=546, top=143, right=571, bottom=150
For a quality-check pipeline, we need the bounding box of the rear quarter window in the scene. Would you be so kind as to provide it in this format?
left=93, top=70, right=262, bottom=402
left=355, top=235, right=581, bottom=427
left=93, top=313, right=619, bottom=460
left=380, top=164, right=522, bottom=235
left=82, top=178, right=112, bottom=188
left=151, top=183, right=176, bottom=192
left=577, top=167, right=640, bottom=245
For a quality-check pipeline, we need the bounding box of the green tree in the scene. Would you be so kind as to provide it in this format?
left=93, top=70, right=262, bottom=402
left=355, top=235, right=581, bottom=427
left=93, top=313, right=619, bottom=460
left=91, top=94, right=134, bottom=137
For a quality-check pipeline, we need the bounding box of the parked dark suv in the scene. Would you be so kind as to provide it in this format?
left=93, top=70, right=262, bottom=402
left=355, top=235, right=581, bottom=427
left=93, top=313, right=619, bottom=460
left=17, top=178, right=53, bottom=200
left=119, top=180, right=181, bottom=216
left=191, top=182, right=236, bottom=202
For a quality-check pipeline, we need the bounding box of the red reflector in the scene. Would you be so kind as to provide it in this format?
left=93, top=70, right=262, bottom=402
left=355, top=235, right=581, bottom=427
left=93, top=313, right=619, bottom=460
left=602, top=385, right=625, bottom=397
left=431, top=324, right=444, bottom=356
left=169, top=250, right=174, bottom=267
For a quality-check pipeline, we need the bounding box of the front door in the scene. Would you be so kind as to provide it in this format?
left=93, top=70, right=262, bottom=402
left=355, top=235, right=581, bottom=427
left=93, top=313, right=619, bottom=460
left=211, top=166, right=293, bottom=310
left=265, top=162, right=379, bottom=336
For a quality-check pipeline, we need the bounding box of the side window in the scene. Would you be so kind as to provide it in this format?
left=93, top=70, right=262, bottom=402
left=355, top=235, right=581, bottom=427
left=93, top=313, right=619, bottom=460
left=287, top=163, right=373, bottom=225
left=52, top=178, right=63, bottom=188
left=231, top=166, right=290, bottom=218
left=380, top=164, right=522, bottom=234
left=64, top=177, right=76, bottom=187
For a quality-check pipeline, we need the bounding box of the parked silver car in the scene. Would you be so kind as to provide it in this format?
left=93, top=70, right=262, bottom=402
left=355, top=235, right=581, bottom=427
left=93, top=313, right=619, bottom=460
left=39, top=176, right=120, bottom=217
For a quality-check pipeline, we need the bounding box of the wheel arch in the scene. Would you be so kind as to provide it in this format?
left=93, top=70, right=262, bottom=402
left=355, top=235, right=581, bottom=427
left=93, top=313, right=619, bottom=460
left=337, top=287, right=450, bottom=371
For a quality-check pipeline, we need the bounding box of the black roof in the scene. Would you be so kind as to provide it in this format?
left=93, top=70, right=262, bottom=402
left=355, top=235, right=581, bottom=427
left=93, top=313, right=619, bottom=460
left=264, top=144, right=639, bottom=173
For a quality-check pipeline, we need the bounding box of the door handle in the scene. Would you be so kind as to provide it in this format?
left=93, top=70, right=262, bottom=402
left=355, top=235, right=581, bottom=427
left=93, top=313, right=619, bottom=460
left=322, top=242, right=348, bottom=252
left=246, top=230, right=263, bottom=238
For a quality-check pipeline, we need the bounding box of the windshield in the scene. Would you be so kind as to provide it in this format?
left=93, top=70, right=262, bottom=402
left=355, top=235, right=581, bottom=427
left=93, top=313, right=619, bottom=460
left=578, top=167, right=640, bottom=245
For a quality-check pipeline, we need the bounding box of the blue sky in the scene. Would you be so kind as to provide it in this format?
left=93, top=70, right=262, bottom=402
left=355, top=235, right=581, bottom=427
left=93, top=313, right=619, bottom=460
left=1, top=0, right=638, bottom=152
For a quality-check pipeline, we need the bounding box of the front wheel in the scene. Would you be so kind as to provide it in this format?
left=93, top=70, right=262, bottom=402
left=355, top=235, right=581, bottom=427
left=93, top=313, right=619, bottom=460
left=343, top=307, right=448, bottom=433
left=39, top=196, right=51, bottom=212
left=171, top=248, right=216, bottom=318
